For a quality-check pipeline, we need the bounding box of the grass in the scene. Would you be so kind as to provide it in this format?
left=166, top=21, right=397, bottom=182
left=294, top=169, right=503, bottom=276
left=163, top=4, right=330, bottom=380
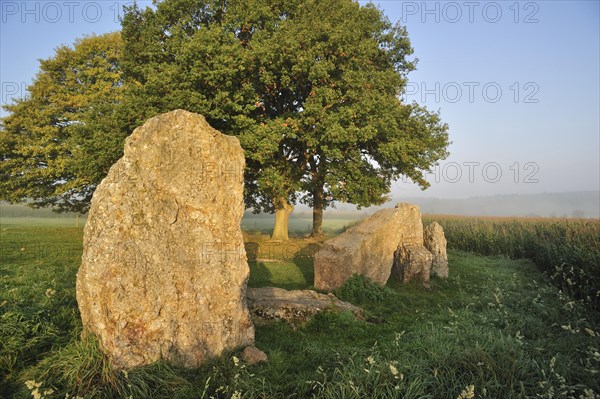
left=1, top=222, right=600, bottom=398
left=0, top=217, right=86, bottom=228
left=245, top=232, right=320, bottom=290
left=423, top=215, right=600, bottom=309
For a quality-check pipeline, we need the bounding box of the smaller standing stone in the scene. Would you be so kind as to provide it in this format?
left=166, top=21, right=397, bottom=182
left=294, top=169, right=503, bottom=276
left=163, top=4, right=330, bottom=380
left=392, top=244, right=433, bottom=288
left=241, top=346, right=268, bottom=365
left=424, top=222, right=448, bottom=278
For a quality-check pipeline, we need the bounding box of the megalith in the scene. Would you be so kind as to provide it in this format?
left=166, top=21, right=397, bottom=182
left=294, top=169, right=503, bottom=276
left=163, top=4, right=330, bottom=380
left=423, top=222, right=449, bottom=278
left=314, top=203, right=423, bottom=291
left=76, top=110, right=254, bottom=369
left=391, top=244, right=433, bottom=288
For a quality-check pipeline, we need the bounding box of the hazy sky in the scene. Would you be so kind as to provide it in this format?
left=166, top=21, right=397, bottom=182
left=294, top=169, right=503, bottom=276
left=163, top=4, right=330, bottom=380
left=1, top=1, right=598, bottom=199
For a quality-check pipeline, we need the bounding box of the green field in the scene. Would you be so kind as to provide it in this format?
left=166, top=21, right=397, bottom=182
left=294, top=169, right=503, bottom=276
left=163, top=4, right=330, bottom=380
left=423, top=215, right=600, bottom=310
left=1, top=220, right=599, bottom=398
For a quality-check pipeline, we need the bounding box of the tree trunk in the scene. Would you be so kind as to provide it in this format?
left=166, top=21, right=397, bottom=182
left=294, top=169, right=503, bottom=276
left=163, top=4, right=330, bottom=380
left=311, top=185, right=324, bottom=237
left=271, top=201, right=294, bottom=241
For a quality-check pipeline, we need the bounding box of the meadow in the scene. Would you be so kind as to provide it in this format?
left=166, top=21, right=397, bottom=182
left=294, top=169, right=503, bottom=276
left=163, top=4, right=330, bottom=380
left=423, top=215, right=600, bottom=310
left=1, top=216, right=599, bottom=398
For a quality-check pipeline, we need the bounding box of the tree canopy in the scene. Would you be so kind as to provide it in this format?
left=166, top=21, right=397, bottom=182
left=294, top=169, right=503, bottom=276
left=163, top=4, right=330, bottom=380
left=0, top=32, right=126, bottom=212
left=0, top=0, right=449, bottom=239
left=249, top=0, right=449, bottom=234
left=120, top=0, right=449, bottom=237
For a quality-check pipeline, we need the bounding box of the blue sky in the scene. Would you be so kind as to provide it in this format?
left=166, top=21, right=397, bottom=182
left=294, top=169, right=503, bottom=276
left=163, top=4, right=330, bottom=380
left=1, top=0, right=598, bottom=199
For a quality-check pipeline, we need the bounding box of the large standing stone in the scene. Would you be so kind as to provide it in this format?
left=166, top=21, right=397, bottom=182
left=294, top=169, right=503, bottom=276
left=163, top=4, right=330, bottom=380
left=391, top=244, right=433, bottom=288
left=423, top=222, right=449, bottom=278
left=76, top=110, right=254, bottom=369
left=314, top=203, right=423, bottom=291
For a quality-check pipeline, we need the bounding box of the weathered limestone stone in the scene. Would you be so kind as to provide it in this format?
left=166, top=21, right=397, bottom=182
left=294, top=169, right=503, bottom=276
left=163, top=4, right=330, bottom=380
left=314, top=203, right=423, bottom=291
left=424, top=222, right=448, bottom=278
left=76, top=110, right=254, bottom=369
left=241, top=346, right=268, bottom=365
left=392, top=244, right=433, bottom=288
left=246, top=287, right=363, bottom=326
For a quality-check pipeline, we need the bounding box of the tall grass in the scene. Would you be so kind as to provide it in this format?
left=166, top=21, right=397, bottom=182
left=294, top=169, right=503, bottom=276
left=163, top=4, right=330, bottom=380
left=424, top=215, right=600, bottom=309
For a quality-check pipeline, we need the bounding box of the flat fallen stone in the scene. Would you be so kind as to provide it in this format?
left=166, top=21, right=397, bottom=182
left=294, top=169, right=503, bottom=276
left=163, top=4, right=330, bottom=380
left=246, top=287, right=363, bottom=326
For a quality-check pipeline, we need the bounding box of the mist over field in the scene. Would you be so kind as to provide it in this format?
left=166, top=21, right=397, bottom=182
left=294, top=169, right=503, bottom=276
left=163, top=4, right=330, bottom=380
left=332, top=191, right=600, bottom=219
left=247, top=191, right=600, bottom=220
left=3, top=191, right=598, bottom=224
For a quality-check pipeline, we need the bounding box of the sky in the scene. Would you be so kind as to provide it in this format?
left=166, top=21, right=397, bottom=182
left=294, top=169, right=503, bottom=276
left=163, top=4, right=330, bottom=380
left=1, top=0, right=598, bottom=200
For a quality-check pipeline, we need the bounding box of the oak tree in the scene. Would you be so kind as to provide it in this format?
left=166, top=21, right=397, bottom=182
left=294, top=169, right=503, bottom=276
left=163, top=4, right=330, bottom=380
left=120, top=0, right=449, bottom=238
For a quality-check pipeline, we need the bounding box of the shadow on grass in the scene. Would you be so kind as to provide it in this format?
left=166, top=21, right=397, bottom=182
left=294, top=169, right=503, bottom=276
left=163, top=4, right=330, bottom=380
left=244, top=237, right=320, bottom=291
left=248, top=258, right=314, bottom=290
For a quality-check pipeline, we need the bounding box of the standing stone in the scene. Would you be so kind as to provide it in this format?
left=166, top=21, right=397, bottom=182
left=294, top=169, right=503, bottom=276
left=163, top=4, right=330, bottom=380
left=391, top=244, right=433, bottom=288
left=314, top=203, right=423, bottom=292
left=76, top=110, right=254, bottom=369
left=424, top=222, right=449, bottom=278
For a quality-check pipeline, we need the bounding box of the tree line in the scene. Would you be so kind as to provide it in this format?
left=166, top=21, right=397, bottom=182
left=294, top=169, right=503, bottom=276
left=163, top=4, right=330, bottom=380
left=0, top=0, right=449, bottom=240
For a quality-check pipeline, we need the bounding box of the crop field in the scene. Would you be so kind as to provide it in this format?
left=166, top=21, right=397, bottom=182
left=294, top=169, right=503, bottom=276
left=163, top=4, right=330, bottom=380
left=1, top=217, right=599, bottom=398
left=422, top=215, right=600, bottom=310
